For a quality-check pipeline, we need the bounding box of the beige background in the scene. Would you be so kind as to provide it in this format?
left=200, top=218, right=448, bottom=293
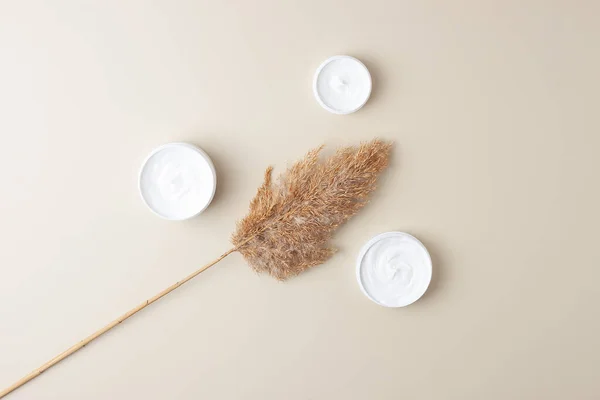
left=1, top=1, right=599, bottom=399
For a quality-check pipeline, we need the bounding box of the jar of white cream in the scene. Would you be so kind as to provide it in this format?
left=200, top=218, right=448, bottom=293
left=356, top=232, right=432, bottom=307
left=313, top=55, right=372, bottom=114
left=139, top=143, right=216, bottom=220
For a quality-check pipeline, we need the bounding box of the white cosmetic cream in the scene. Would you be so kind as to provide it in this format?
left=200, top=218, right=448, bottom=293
left=357, top=232, right=432, bottom=307
left=313, top=55, right=372, bottom=114
left=139, top=143, right=216, bottom=220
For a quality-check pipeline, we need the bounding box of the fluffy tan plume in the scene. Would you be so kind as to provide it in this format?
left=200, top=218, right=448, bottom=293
left=231, top=139, right=392, bottom=280
left=0, top=139, right=392, bottom=397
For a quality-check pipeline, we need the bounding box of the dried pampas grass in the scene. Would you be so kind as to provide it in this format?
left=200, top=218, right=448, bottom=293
left=1, top=138, right=392, bottom=397
left=232, top=139, right=392, bottom=280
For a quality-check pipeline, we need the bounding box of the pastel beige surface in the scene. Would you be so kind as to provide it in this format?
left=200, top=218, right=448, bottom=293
left=1, top=1, right=599, bottom=399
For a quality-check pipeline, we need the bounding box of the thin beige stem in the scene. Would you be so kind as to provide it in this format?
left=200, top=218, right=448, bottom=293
left=0, top=247, right=237, bottom=399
